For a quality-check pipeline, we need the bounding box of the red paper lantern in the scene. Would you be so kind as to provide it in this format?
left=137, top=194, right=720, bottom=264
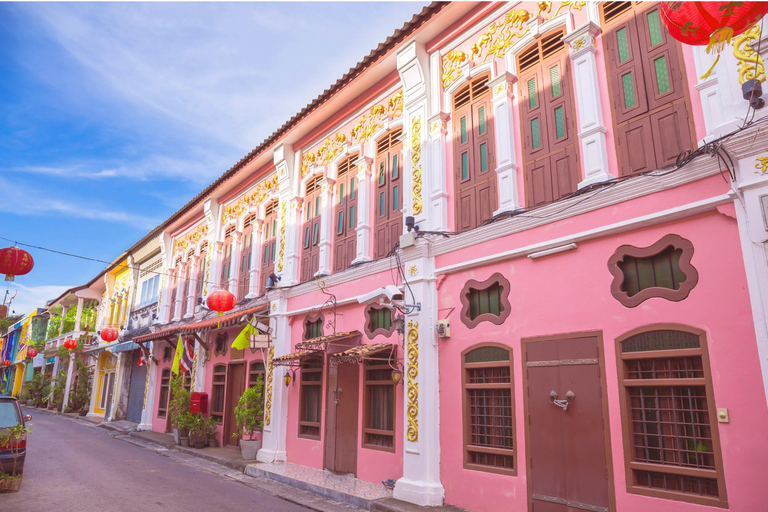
left=0, top=247, right=34, bottom=282
left=206, top=290, right=236, bottom=315
left=101, top=328, right=119, bottom=343
left=661, top=2, right=768, bottom=77
left=1, top=360, right=10, bottom=367
left=64, top=339, right=77, bottom=350
left=27, top=348, right=37, bottom=359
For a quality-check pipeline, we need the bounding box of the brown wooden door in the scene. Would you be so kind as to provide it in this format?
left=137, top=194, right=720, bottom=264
left=260, top=200, right=278, bottom=294
left=324, top=362, right=359, bottom=475
left=223, top=363, right=246, bottom=448
left=301, top=176, right=322, bottom=282
left=333, top=155, right=358, bottom=272
left=524, top=335, right=612, bottom=512
left=374, top=129, right=403, bottom=259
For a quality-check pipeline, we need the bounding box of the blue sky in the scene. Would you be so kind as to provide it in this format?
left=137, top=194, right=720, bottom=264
left=0, top=1, right=425, bottom=316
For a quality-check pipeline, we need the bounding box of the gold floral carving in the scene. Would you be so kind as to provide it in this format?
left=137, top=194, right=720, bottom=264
left=202, top=245, right=212, bottom=296
left=264, top=346, right=275, bottom=426
left=222, top=174, right=279, bottom=226
left=142, top=367, right=150, bottom=409
left=470, top=9, right=533, bottom=64
left=539, top=0, right=586, bottom=20
left=191, top=347, right=198, bottom=388
left=756, top=156, right=768, bottom=175
left=571, top=37, right=586, bottom=51
left=174, top=223, right=209, bottom=253
left=276, top=202, right=286, bottom=272
left=408, top=265, right=418, bottom=276
left=411, top=117, right=423, bottom=216
left=302, top=89, right=404, bottom=175
left=406, top=320, right=419, bottom=442
left=441, top=50, right=468, bottom=88
left=733, top=25, right=766, bottom=85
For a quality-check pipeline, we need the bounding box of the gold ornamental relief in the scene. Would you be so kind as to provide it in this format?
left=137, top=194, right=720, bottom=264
left=222, top=174, right=279, bottom=225
left=755, top=156, right=768, bottom=175
left=733, top=25, right=766, bottom=85
left=406, top=320, right=419, bottom=442
left=441, top=50, right=468, bottom=88
left=276, top=202, right=287, bottom=272
left=174, top=223, right=209, bottom=254
left=264, top=346, right=275, bottom=426
left=411, top=117, right=423, bottom=216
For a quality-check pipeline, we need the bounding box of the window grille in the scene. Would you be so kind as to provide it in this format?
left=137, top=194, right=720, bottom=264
left=363, top=356, right=396, bottom=450
left=211, top=364, right=226, bottom=423
left=299, top=357, right=323, bottom=439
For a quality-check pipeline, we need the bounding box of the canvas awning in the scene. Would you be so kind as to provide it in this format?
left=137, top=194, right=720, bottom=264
left=330, top=342, right=395, bottom=365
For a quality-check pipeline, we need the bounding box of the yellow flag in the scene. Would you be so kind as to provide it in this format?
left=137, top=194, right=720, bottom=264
left=171, top=335, right=183, bottom=375
left=232, top=323, right=258, bottom=351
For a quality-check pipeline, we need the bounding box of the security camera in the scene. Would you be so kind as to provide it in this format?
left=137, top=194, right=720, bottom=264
left=357, top=285, right=403, bottom=305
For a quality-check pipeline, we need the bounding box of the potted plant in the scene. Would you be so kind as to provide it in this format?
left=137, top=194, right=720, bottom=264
left=189, top=414, right=210, bottom=449
left=205, top=417, right=219, bottom=448
left=233, top=377, right=264, bottom=460
left=177, top=412, right=193, bottom=447
left=168, top=375, right=191, bottom=444
left=0, top=424, right=32, bottom=493
left=69, top=360, right=91, bottom=416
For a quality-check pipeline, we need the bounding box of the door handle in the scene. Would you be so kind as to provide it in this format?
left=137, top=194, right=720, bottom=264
left=549, top=390, right=575, bottom=411
left=334, top=387, right=343, bottom=404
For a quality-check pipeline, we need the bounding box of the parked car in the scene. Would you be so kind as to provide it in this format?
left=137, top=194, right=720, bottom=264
left=0, top=397, right=31, bottom=476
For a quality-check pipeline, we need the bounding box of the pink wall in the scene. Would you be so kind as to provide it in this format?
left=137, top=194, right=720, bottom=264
left=437, top=209, right=768, bottom=512
left=151, top=349, right=172, bottom=433
left=284, top=300, right=404, bottom=485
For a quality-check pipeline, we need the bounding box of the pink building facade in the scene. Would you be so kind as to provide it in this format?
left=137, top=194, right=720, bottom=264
left=131, top=3, right=768, bottom=511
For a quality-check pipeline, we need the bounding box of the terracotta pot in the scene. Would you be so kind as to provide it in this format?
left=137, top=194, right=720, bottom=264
left=0, top=477, right=22, bottom=493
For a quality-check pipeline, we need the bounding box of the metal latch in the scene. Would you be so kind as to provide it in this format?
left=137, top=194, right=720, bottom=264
left=549, top=390, right=575, bottom=411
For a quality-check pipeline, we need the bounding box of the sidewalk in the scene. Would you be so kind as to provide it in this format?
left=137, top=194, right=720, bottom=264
left=25, top=406, right=465, bottom=512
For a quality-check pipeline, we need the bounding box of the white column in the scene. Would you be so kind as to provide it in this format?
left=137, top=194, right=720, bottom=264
left=87, top=362, right=99, bottom=416
left=208, top=241, right=223, bottom=293
left=159, top=269, right=174, bottom=324
left=247, top=220, right=264, bottom=298
left=316, top=178, right=333, bottom=277
left=394, top=39, right=444, bottom=506
left=563, top=23, right=614, bottom=189
left=487, top=73, right=522, bottom=214
left=352, top=157, right=373, bottom=264
left=257, top=294, right=289, bottom=463
left=426, top=114, right=450, bottom=231
left=172, top=267, right=184, bottom=322
left=59, top=306, right=68, bottom=335
left=62, top=356, right=75, bottom=409
left=202, top=197, right=220, bottom=297
left=229, top=230, right=242, bottom=296
left=274, top=143, right=299, bottom=286
left=193, top=341, right=206, bottom=392
left=74, top=297, right=85, bottom=332
left=138, top=343, right=157, bottom=431
left=185, top=256, right=198, bottom=319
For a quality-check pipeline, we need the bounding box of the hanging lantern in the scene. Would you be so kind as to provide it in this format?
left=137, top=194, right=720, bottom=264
left=660, top=2, right=768, bottom=78
left=0, top=247, right=34, bottom=282
left=391, top=368, right=403, bottom=384
left=206, top=290, right=236, bottom=327
left=101, top=327, right=119, bottom=343
left=1, top=360, right=10, bottom=367
left=283, top=372, right=292, bottom=387
left=27, top=348, right=38, bottom=359
left=64, top=338, right=77, bottom=350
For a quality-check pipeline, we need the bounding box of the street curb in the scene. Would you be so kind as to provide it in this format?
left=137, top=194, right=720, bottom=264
left=128, top=432, right=249, bottom=472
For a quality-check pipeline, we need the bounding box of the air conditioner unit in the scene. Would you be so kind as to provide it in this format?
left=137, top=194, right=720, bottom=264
left=436, top=320, right=450, bottom=338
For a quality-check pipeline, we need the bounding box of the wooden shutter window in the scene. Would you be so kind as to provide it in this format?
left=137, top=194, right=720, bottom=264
left=157, top=369, right=171, bottom=418
left=374, top=129, right=404, bottom=259
left=301, top=176, right=323, bottom=282
left=221, top=227, right=235, bottom=288
left=238, top=221, right=254, bottom=301
left=617, top=328, right=727, bottom=506
left=462, top=344, right=515, bottom=475
left=211, top=364, right=226, bottom=423
left=299, top=357, right=323, bottom=439
left=363, top=357, right=396, bottom=451
left=602, top=2, right=694, bottom=175
left=334, top=154, right=359, bottom=273
left=260, top=200, right=279, bottom=294
left=195, top=248, right=206, bottom=303
left=453, top=73, right=497, bottom=232
left=519, top=29, right=580, bottom=208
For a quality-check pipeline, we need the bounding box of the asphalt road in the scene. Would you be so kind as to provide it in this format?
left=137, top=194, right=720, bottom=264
left=1, top=408, right=311, bottom=512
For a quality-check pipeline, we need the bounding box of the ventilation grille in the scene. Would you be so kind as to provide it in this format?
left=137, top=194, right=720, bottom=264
left=175, top=257, right=182, bottom=266
left=453, top=73, right=491, bottom=110
left=622, top=330, right=701, bottom=353
left=264, top=200, right=278, bottom=217
left=337, top=154, right=357, bottom=177
left=199, top=241, right=208, bottom=252
left=244, top=214, right=256, bottom=229
left=603, top=1, right=632, bottom=23
left=187, top=249, right=195, bottom=259
left=140, top=259, right=162, bottom=278
left=376, top=127, right=403, bottom=155
left=305, top=175, right=323, bottom=195
left=518, top=30, right=565, bottom=73
left=224, top=226, right=236, bottom=240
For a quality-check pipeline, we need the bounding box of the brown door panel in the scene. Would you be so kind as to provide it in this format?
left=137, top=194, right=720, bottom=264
left=375, top=224, right=388, bottom=259
left=617, top=116, right=656, bottom=175
left=324, top=364, right=339, bottom=471
left=476, top=180, right=495, bottom=225
left=650, top=102, right=691, bottom=168
left=457, top=188, right=476, bottom=232
left=528, top=159, right=553, bottom=207
left=550, top=149, right=578, bottom=201
left=605, top=15, right=649, bottom=124
left=636, top=6, right=685, bottom=110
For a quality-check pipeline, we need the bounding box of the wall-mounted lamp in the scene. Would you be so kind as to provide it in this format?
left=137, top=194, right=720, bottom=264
left=283, top=368, right=296, bottom=387
left=405, top=216, right=420, bottom=233
left=391, top=368, right=403, bottom=384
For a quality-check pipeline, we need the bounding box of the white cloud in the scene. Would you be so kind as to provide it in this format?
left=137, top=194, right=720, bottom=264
left=1, top=283, right=72, bottom=318
left=0, top=176, right=160, bottom=229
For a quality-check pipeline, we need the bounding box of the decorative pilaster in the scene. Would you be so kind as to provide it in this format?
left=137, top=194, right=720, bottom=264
left=138, top=342, right=157, bottom=431
left=563, top=23, right=614, bottom=189
left=488, top=73, right=522, bottom=214
left=192, top=341, right=205, bottom=392
left=62, top=356, right=75, bottom=409
left=202, top=197, right=220, bottom=297
left=158, top=231, right=173, bottom=324
left=426, top=114, right=449, bottom=231
left=247, top=219, right=264, bottom=298
left=257, top=296, right=289, bottom=463
left=185, top=255, right=198, bottom=319
left=172, top=265, right=184, bottom=322
left=274, top=144, right=299, bottom=286
left=228, top=230, right=242, bottom=297
left=352, top=156, right=373, bottom=264
left=316, top=178, right=333, bottom=277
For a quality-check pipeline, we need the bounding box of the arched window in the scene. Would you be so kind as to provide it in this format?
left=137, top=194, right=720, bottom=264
left=334, top=154, right=359, bottom=272
left=211, top=364, right=226, bottom=423
left=616, top=327, right=726, bottom=506
left=158, top=368, right=171, bottom=418
left=374, top=128, right=403, bottom=259
left=601, top=2, right=694, bottom=175
left=299, top=356, right=323, bottom=439
left=519, top=29, right=579, bottom=207
left=260, top=200, right=279, bottom=294
left=301, top=176, right=323, bottom=282
left=462, top=344, right=515, bottom=475
left=453, top=73, right=497, bottom=232
left=239, top=214, right=256, bottom=301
